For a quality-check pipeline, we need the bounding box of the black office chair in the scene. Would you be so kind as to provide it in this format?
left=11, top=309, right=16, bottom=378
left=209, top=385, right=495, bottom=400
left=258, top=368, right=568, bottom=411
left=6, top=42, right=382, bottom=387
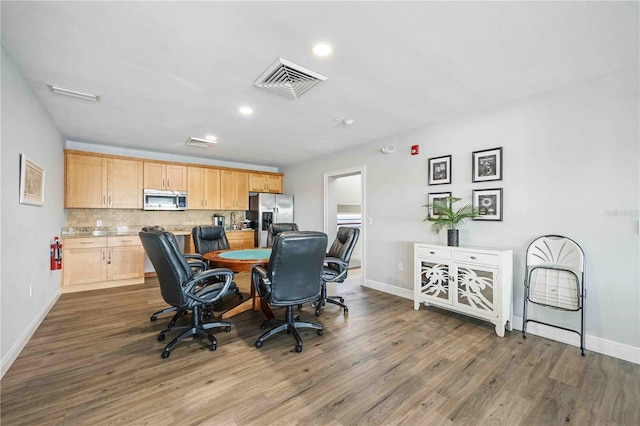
left=139, top=229, right=234, bottom=358
left=266, top=223, right=299, bottom=247
left=316, top=227, right=360, bottom=316
left=192, top=225, right=231, bottom=253
left=146, top=226, right=208, bottom=323
left=253, top=231, right=328, bottom=352
left=192, top=225, right=243, bottom=300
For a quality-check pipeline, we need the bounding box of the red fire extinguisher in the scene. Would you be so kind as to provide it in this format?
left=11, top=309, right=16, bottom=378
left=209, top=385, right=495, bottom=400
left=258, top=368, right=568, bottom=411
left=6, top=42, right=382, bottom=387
left=50, top=237, right=62, bottom=270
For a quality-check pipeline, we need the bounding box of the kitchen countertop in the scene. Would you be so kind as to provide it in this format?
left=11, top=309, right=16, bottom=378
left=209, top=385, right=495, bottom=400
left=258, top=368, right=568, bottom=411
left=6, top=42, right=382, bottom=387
left=61, top=226, right=255, bottom=238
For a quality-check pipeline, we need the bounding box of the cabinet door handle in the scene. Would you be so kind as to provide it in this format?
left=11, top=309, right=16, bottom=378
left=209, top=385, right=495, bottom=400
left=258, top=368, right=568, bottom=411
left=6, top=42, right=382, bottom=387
left=429, top=251, right=435, bottom=255
left=162, top=178, right=165, bottom=188
left=120, top=240, right=132, bottom=243
left=108, top=196, right=112, bottom=206
left=103, top=195, right=106, bottom=205
left=470, top=256, right=477, bottom=260
left=167, top=179, right=170, bottom=188
left=80, top=242, right=93, bottom=245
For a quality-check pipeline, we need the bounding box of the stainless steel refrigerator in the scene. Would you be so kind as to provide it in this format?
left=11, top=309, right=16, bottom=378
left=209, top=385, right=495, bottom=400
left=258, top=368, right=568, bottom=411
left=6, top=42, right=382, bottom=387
left=248, top=193, right=294, bottom=247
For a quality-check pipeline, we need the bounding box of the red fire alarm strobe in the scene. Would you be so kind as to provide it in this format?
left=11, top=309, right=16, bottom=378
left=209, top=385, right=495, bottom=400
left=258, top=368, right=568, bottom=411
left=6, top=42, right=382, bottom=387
left=411, top=145, right=419, bottom=155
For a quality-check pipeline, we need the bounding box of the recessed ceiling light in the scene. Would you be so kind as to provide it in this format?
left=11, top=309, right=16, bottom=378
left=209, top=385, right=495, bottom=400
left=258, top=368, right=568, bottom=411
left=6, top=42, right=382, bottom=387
left=239, top=106, right=253, bottom=115
left=47, top=83, right=100, bottom=102
left=313, top=44, right=333, bottom=57
left=205, top=135, right=217, bottom=141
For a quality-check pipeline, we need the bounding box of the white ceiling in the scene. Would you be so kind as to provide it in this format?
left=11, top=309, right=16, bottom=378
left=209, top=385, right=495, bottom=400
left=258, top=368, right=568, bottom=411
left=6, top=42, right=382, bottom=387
left=2, top=1, right=638, bottom=168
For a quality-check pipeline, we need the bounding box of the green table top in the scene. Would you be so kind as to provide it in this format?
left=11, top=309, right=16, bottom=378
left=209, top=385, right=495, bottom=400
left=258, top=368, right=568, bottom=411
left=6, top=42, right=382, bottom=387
left=218, top=249, right=271, bottom=260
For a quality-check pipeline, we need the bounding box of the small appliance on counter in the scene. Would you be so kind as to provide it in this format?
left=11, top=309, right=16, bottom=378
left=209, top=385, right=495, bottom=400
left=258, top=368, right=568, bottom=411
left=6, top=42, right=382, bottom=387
left=213, top=214, right=225, bottom=228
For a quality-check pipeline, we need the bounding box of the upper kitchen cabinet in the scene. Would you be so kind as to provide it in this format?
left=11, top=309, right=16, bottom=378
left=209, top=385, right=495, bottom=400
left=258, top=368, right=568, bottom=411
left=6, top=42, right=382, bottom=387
left=65, top=152, right=143, bottom=209
left=249, top=172, right=283, bottom=194
left=220, top=170, right=249, bottom=210
left=187, top=166, right=220, bottom=210
left=143, top=161, right=187, bottom=191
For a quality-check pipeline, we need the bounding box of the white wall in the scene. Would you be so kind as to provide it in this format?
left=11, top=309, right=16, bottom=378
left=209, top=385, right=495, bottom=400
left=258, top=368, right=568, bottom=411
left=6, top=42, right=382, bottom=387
left=283, top=67, right=639, bottom=353
left=1, top=47, right=66, bottom=377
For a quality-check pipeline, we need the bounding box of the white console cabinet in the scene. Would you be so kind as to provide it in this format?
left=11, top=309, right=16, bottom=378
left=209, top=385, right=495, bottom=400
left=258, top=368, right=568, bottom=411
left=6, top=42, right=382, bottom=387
left=414, top=243, right=513, bottom=337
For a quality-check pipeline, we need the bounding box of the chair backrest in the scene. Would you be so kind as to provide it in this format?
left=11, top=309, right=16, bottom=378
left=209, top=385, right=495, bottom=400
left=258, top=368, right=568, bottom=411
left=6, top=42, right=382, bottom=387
left=192, top=226, right=230, bottom=254
left=265, top=231, right=327, bottom=305
left=139, top=230, right=193, bottom=308
left=325, top=227, right=360, bottom=281
left=526, top=235, right=584, bottom=273
left=266, top=223, right=299, bottom=247
left=525, top=235, right=585, bottom=310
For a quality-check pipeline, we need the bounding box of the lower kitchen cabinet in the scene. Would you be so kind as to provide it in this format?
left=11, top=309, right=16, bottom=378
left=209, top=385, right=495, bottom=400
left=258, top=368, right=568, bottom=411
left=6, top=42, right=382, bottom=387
left=414, top=243, right=513, bottom=337
left=226, top=230, right=256, bottom=250
left=62, top=236, right=144, bottom=292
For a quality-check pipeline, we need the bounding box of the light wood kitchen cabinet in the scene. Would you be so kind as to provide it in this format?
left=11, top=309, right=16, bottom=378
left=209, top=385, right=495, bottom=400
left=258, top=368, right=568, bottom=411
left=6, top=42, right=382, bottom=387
left=65, top=152, right=143, bottom=209
left=143, top=161, right=187, bottom=191
left=220, top=170, right=249, bottom=210
left=226, top=230, right=256, bottom=250
left=187, top=166, right=220, bottom=210
left=62, top=236, right=144, bottom=292
left=249, top=172, right=283, bottom=193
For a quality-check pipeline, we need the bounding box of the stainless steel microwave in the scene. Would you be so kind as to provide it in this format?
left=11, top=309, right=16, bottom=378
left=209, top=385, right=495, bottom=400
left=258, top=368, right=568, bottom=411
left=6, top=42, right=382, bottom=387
left=143, top=189, right=187, bottom=211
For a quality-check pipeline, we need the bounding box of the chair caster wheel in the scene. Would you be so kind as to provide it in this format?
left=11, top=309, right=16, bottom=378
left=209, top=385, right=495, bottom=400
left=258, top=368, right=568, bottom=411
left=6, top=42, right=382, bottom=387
left=224, top=326, right=231, bottom=332
left=161, top=350, right=170, bottom=359
left=295, top=345, right=302, bottom=353
left=315, top=309, right=321, bottom=317
left=339, top=297, right=344, bottom=303
left=210, top=342, right=217, bottom=351
left=344, top=307, right=349, bottom=314
left=239, top=295, right=244, bottom=301
left=317, top=329, right=323, bottom=336
left=157, top=333, right=165, bottom=341
left=255, top=340, right=263, bottom=348
left=260, top=323, right=267, bottom=330
left=150, top=315, right=157, bottom=321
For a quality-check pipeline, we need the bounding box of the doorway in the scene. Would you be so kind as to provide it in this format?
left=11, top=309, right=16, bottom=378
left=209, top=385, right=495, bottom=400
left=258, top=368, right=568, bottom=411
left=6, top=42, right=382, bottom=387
left=324, top=166, right=365, bottom=286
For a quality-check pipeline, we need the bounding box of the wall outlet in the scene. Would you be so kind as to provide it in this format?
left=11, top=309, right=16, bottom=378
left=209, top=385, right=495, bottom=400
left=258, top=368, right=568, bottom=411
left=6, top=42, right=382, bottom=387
left=398, top=262, right=404, bottom=271
left=96, top=220, right=102, bottom=227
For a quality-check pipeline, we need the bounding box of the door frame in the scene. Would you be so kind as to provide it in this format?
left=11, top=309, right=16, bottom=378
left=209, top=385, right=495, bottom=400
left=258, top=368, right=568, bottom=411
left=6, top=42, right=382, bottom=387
left=324, top=165, right=366, bottom=286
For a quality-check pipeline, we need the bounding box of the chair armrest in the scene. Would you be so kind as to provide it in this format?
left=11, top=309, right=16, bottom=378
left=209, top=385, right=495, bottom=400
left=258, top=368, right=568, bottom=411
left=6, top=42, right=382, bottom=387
left=184, top=253, right=204, bottom=261
left=185, top=268, right=234, bottom=303
left=252, top=265, right=271, bottom=299
left=187, top=259, right=208, bottom=273
left=323, top=257, right=349, bottom=282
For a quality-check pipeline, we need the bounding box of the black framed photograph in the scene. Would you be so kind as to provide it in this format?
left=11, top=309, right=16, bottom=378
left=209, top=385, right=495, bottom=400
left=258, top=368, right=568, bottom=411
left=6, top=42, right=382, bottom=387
left=473, top=188, right=502, bottom=221
left=427, top=192, right=452, bottom=219
left=19, top=154, right=45, bottom=206
left=472, top=147, right=502, bottom=182
left=428, top=155, right=452, bottom=185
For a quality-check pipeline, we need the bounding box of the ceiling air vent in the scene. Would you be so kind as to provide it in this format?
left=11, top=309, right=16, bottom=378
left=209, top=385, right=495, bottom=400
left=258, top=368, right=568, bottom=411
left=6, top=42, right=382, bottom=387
left=186, top=137, right=217, bottom=148
left=254, top=58, right=327, bottom=99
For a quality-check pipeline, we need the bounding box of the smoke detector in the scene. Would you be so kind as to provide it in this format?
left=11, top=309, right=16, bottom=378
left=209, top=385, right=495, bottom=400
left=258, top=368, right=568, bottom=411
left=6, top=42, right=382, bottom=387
left=186, top=137, right=217, bottom=148
left=254, top=58, right=327, bottom=99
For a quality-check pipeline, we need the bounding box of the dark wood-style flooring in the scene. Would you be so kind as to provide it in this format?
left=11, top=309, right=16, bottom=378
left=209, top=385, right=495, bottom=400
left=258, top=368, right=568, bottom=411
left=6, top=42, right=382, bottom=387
left=1, top=270, right=639, bottom=425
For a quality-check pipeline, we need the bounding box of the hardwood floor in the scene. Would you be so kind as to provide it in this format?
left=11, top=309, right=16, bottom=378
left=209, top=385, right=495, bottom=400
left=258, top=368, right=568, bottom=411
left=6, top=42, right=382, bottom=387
left=2, top=270, right=638, bottom=425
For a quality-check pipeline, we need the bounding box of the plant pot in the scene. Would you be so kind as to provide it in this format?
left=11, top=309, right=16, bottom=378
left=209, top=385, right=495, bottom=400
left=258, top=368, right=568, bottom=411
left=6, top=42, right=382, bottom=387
left=447, top=229, right=459, bottom=247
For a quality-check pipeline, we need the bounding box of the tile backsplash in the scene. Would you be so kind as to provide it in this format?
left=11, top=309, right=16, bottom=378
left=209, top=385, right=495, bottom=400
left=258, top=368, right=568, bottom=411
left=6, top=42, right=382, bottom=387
left=65, top=209, right=246, bottom=229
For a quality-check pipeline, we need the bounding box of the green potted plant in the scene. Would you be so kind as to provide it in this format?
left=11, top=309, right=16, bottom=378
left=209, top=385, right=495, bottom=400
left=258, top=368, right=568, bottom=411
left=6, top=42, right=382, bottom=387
left=423, top=195, right=480, bottom=246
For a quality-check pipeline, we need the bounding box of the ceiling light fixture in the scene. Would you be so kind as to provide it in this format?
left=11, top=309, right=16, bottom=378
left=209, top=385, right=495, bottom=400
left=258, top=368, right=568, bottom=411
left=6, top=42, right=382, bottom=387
left=313, top=43, right=333, bottom=57
left=46, top=83, right=100, bottom=102
left=239, top=106, right=253, bottom=115
left=335, top=117, right=354, bottom=127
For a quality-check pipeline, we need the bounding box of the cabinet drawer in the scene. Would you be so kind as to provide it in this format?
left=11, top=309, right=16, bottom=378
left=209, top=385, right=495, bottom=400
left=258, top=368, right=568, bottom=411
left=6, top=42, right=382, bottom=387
left=415, top=245, right=451, bottom=260
left=454, top=250, right=498, bottom=266
left=108, top=236, right=141, bottom=247
left=63, top=237, right=106, bottom=249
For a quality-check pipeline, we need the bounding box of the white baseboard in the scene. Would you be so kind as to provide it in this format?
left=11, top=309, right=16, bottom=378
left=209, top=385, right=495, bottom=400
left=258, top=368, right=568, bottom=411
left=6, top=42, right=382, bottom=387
left=1, top=289, right=61, bottom=379
left=364, top=280, right=640, bottom=365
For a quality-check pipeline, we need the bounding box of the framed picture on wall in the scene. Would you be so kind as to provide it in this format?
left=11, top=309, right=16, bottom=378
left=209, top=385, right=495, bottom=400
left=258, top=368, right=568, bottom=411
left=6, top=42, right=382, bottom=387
left=427, top=192, right=452, bottom=219
left=19, top=154, right=45, bottom=206
left=472, top=147, right=502, bottom=182
left=428, top=155, right=452, bottom=185
left=473, top=188, right=502, bottom=221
